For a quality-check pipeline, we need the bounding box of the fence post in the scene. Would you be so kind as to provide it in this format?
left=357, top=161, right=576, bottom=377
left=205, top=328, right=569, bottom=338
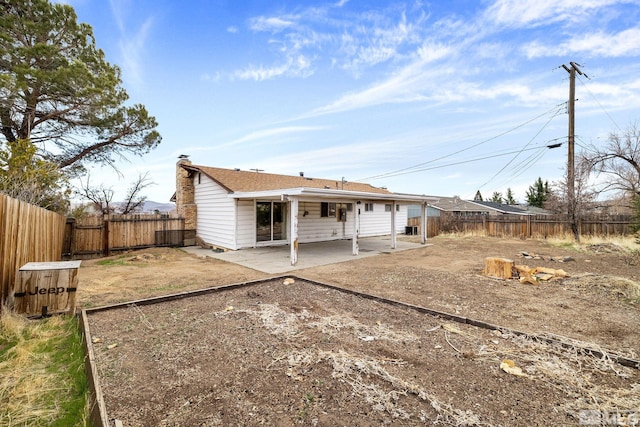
left=63, top=217, right=76, bottom=259
left=102, top=219, right=110, bottom=257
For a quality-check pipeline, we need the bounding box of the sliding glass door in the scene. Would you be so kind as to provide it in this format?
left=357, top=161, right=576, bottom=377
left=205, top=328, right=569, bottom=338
left=256, top=201, right=287, bottom=242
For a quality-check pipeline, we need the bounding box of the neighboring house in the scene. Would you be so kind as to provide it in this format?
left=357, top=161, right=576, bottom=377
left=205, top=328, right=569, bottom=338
left=427, top=196, right=495, bottom=217
left=427, top=197, right=541, bottom=216
left=172, top=158, right=438, bottom=265
left=514, top=205, right=553, bottom=216
left=468, top=200, right=535, bottom=215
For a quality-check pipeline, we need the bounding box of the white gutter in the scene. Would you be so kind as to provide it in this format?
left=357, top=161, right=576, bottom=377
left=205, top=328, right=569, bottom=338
left=229, top=187, right=439, bottom=203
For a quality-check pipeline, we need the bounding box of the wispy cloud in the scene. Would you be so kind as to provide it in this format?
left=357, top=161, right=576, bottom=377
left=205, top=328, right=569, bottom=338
left=288, top=0, right=640, bottom=120
left=108, top=0, right=154, bottom=88
left=233, top=55, right=313, bottom=81
left=221, top=2, right=433, bottom=81
left=484, top=0, right=621, bottom=27
left=524, top=27, right=640, bottom=58
left=306, top=43, right=454, bottom=116
left=227, top=126, right=325, bottom=146
left=183, top=126, right=326, bottom=152
left=253, top=137, right=414, bottom=178
left=249, top=16, right=298, bottom=32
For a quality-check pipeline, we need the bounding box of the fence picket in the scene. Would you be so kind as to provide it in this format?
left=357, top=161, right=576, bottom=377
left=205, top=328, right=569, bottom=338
left=65, top=214, right=187, bottom=258
left=0, top=194, right=66, bottom=307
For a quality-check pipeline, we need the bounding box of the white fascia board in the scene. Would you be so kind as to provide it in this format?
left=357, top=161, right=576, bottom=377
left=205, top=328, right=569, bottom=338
left=229, top=187, right=438, bottom=203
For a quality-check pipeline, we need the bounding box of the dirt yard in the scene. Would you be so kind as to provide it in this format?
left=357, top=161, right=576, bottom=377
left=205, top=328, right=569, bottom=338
left=79, top=235, right=640, bottom=426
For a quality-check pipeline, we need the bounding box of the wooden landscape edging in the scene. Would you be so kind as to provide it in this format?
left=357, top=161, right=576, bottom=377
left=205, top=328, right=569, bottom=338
left=78, top=310, right=110, bottom=427
left=80, top=275, right=640, bottom=426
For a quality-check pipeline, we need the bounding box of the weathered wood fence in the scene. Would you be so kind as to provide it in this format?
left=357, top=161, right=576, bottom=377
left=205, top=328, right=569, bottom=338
left=0, top=194, right=66, bottom=306
left=408, top=214, right=635, bottom=238
left=406, top=216, right=442, bottom=238
left=64, top=214, right=188, bottom=259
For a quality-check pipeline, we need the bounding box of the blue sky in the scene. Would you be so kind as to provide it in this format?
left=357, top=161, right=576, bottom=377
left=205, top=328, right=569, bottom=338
left=64, top=0, right=640, bottom=204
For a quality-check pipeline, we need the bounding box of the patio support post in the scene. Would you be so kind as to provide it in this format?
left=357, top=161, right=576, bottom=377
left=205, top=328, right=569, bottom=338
left=290, top=196, right=299, bottom=265
left=390, top=201, right=397, bottom=249
left=352, top=200, right=359, bottom=255
left=420, top=203, right=427, bottom=244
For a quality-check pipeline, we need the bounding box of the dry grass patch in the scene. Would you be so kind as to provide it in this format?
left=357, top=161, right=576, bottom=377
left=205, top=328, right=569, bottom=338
left=0, top=308, right=87, bottom=426
left=564, top=274, right=640, bottom=306
left=546, top=233, right=640, bottom=253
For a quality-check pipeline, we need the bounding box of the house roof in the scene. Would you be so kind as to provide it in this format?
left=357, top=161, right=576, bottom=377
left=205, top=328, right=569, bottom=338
left=469, top=200, right=531, bottom=215
left=186, top=164, right=394, bottom=195
left=428, top=197, right=493, bottom=213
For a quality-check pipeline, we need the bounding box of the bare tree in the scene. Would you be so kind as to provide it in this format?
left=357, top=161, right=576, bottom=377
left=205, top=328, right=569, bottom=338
left=76, top=172, right=154, bottom=215
left=583, top=121, right=640, bottom=198
left=546, top=156, right=597, bottom=241
left=120, top=172, right=154, bottom=214
left=76, top=174, right=116, bottom=214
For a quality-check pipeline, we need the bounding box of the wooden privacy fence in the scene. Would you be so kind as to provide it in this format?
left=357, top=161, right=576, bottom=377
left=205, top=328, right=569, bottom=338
left=434, top=214, right=634, bottom=238
left=64, top=214, right=188, bottom=258
left=0, top=193, right=66, bottom=306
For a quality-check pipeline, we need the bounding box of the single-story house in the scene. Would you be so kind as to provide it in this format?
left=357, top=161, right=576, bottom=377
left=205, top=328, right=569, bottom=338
left=468, top=200, right=536, bottom=215
left=427, top=197, right=543, bottom=216
left=427, top=196, right=495, bottom=217
left=172, top=158, right=438, bottom=265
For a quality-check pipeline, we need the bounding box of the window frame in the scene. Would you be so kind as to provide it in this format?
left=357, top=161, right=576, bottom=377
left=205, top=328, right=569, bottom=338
left=320, top=202, right=337, bottom=217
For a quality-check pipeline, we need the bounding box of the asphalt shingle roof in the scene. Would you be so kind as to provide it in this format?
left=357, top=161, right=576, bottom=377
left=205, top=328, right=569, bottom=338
left=470, top=200, right=528, bottom=214
left=186, top=164, right=393, bottom=195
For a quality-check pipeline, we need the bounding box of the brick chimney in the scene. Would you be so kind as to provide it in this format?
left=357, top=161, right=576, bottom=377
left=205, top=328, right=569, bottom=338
left=175, top=156, right=197, bottom=245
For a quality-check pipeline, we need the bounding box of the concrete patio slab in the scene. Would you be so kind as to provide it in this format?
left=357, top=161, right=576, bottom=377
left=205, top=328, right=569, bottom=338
left=182, top=236, right=428, bottom=274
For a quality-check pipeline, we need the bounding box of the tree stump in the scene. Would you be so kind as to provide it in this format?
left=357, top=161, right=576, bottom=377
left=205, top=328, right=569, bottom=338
left=483, top=257, right=515, bottom=279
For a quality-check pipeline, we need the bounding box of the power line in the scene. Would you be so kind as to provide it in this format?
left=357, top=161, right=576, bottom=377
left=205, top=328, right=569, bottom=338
left=368, top=145, right=552, bottom=178
left=493, top=146, right=551, bottom=190
left=477, top=106, right=563, bottom=189
left=359, top=103, right=567, bottom=182
left=507, top=137, right=565, bottom=173
left=576, top=74, right=622, bottom=132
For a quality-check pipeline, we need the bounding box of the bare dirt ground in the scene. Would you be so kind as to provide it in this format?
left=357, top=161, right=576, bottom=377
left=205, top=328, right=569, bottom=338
left=79, top=236, right=640, bottom=426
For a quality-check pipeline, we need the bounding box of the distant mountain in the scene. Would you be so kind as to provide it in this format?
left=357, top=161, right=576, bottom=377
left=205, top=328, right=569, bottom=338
left=140, top=201, right=176, bottom=213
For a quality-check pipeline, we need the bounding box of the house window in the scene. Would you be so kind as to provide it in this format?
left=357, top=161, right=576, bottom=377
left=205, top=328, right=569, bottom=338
left=365, top=203, right=374, bottom=212
left=385, top=204, right=392, bottom=212
left=396, top=204, right=400, bottom=212
left=321, top=202, right=336, bottom=217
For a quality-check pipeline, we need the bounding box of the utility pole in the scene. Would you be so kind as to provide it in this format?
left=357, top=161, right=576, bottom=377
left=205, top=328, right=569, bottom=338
left=562, top=61, right=584, bottom=241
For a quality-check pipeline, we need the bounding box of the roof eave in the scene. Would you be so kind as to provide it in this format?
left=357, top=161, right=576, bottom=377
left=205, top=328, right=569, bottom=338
left=230, top=187, right=437, bottom=203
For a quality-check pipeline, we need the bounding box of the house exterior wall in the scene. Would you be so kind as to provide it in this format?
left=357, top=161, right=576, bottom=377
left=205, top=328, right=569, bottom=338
left=194, top=174, right=237, bottom=249
left=358, top=202, right=408, bottom=237
left=296, top=202, right=355, bottom=243
left=235, top=200, right=255, bottom=249
left=232, top=201, right=408, bottom=250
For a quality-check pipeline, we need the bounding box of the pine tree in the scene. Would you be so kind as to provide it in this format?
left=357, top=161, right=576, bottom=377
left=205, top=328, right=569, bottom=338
left=526, top=178, right=550, bottom=208
left=0, top=0, right=160, bottom=174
